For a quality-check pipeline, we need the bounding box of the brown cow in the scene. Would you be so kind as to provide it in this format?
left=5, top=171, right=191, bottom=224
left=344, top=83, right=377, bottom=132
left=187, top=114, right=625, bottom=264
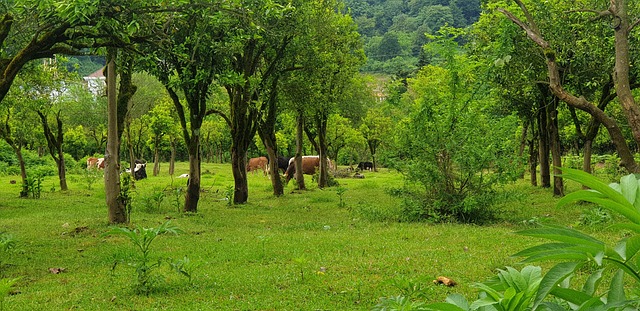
left=87, top=157, right=104, bottom=170
left=284, top=156, right=334, bottom=183
left=246, top=156, right=268, bottom=176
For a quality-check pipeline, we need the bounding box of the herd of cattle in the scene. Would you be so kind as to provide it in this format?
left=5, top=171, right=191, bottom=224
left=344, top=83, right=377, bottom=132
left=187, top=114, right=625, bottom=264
left=86, top=155, right=374, bottom=181
left=246, top=155, right=374, bottom=181
left=86, top=157, right=148, bottom=180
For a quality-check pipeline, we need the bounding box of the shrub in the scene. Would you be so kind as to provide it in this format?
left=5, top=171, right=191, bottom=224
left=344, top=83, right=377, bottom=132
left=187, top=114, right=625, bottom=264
left=385, top=168, right=640, bottom=310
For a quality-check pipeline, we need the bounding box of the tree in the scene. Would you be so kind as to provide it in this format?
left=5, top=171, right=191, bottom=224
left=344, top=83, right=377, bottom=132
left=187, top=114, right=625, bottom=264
left=360, top=108, right=392, bottom=170
left=213, top=0, right=301, bottom=202
left=292, top=0, right=366, bottom=188
left=497, top=0, right=640, bottom=173
left=326, top=114, right=364, bottom=165
left=142, top=1, right=230, bottom=212
left=390, top=28, right=521, bottom=223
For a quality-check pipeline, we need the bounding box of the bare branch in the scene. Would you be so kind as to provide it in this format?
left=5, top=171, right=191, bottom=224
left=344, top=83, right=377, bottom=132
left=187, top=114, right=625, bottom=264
left=630, top=18, right=640, bottom=31
left=497, top=8, right=549, bottom=49
left=205, top=108, right=231, bottom=128
left=566, top=8, right=612, bottom=22
left=513, top=0, right=540, bottom=34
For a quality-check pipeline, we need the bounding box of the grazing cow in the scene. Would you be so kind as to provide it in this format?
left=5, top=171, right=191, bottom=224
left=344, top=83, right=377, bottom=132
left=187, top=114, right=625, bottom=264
left=125, top=160, right=147, bottom=180
left=357, top=161, right=374, bottom=171
left=97, top=158, right=105, bottom=169
left=277, top=157, right=292, bottom=175
left=87, top=157, right=105, bottom=170
left=284, top=156, right=334, bottom=183
left=246, top=156, right=268, bottom=175
left=87, top=157, right=99, bottom=169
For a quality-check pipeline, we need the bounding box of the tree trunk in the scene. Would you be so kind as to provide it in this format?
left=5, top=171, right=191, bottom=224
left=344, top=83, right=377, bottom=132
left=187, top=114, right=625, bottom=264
left=169, top=139, right=176, bottom=175
left=153, top=142, right=160, bottom=176
left=611, top=0, right=640, bottom=148
left=538, top=97, right=550, bottom=188
left=549, top=99, right=563, bottom=196
left=316, top=113, right=329, bottom=188
left=37, top=110, right=68, bottom=191
left=499, top=3, right=639, bottom=173
left=56, top=148, right=67, bottom=191
left=184, top=135, right=201, bottom=212
left=105, top=52, right=127, bottom=224
left=264, top=142, right=283, bottom=196
left=529, top=138, right=538, bottom=187
left=294, top=112, right=306, bottom=190
left=231, top=146, right=248, bottom=203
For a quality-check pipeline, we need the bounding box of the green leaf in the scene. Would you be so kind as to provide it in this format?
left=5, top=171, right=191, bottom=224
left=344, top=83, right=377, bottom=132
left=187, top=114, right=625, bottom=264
left=425, top=302, right=468, bottom=311
left=607, top=269, right=626, bottom=303
left=516, top=226, right=604, bottom=249
left=533, top=262, right=581, bottom=309
left=559, top=168, right=628, bottom=202
left=619, top=174, right=638, bottom=205
left=445, top=294, right=469, bottom=310
left=616, top=235, right=640, bottom=261
left=550, top=287, right=596, bottom=306
left=581, top=268, right=603, bottom=296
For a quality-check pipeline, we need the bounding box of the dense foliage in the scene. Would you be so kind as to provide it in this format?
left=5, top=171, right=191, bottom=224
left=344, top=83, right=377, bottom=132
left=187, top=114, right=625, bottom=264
left=344, top=0, right=481, bottom=75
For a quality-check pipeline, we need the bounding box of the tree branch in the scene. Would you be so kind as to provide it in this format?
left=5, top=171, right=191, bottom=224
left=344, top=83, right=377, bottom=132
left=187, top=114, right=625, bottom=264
left=630, top=18, right=640, bottom=32
left=205, top=108, right=231, bottom=128
left=497, top=8, right=549, bottom=49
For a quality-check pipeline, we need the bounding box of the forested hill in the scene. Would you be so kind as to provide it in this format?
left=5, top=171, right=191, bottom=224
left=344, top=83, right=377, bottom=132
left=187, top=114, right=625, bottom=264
left=343, top=0, right=481, bottom=75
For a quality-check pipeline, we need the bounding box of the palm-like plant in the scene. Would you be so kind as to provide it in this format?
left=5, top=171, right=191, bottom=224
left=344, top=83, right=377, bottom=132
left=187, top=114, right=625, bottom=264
left=424, top=168, right=640, bottom=310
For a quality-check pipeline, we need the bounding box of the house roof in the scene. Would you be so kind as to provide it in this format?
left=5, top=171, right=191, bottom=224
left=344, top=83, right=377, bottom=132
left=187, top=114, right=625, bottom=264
left=85, top=67, right=105, bottom=79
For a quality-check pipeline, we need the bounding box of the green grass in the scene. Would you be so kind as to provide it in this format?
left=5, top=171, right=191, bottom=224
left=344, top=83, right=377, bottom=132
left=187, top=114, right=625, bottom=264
left=0, top=163, right=622, bottom=310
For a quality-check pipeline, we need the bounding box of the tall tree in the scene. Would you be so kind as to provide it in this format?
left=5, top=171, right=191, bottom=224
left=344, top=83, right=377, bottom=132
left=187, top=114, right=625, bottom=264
left=306, top=3, right=365, bottom=188
left=143, top=1, right=229, bottom=212
left=497, top=0, right=640, bottom=173
left=214, top=0, right=299, bottom=203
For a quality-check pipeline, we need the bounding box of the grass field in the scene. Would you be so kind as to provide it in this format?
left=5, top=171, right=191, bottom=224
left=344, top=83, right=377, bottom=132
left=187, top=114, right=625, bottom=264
left=0, top=162, right=621, bottom=310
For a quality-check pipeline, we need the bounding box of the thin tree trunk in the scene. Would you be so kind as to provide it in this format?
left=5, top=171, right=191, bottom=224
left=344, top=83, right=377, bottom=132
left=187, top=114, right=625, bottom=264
left=549, top=99, right=563, bottom=196
left=169, top=139, right=176, bottom=175
left=153, top=142, right=160, bottom=176
left=184, top=136, right=201, bottom=212
left=231, top=146, right=248, bottom=203
left=317, top=113, right=329, bottom=188
left=105, top=52, right=127, bottom=224
left=611, top=0, right=640, bottom=148
left=538, top=97, right=550, bottom=188
left=529, top=138, right=538, bottom=187
left=294, top=112, right=306, bottom=190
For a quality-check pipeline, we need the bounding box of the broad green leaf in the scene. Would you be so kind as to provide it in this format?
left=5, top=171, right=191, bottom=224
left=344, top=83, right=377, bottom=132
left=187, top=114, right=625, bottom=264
left=469, top=296, right=499, bottom=310
left=610, top=223, right=640, bottom=234
left=425, top=302, right=467, bottom=311
left=512, top=243, right=597, bottom=258
left=559, top=192, right=640, bottom=224
left=472, top=283, right=502, bottom=302
left=559, top=168, right=631, bottom=205
left=533, top=262, right=581, bottom=309
left=518, top=251, right=590, bottom=263
left=581, top=268, right=603, bottom=296
left=606, top=270, right=626, bottom=304
left=619, top=174, right=638, bottom=205
left=550, top=287, right=596, bottom=306
left=445, top=294, right=469, bottom=310
left=538, top=301, right=569, bottom=311
left=616, top=235, right=640, bottom=261
left=516, top=226, right=604, bottom=249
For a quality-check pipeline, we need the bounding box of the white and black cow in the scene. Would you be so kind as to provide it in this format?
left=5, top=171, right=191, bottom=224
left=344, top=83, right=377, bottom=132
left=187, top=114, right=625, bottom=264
left=125, top=159, right=147, bottom=180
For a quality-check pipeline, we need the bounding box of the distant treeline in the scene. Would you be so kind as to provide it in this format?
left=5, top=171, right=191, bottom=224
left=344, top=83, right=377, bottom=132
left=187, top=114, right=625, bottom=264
left=344, top=0, right=481, bottom=75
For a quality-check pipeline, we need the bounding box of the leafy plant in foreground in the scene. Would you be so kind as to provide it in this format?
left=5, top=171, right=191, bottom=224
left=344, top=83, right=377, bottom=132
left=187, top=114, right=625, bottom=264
left=420, top=167, right=640, bottom=310
left=104, top=221, right=183, bottom=295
